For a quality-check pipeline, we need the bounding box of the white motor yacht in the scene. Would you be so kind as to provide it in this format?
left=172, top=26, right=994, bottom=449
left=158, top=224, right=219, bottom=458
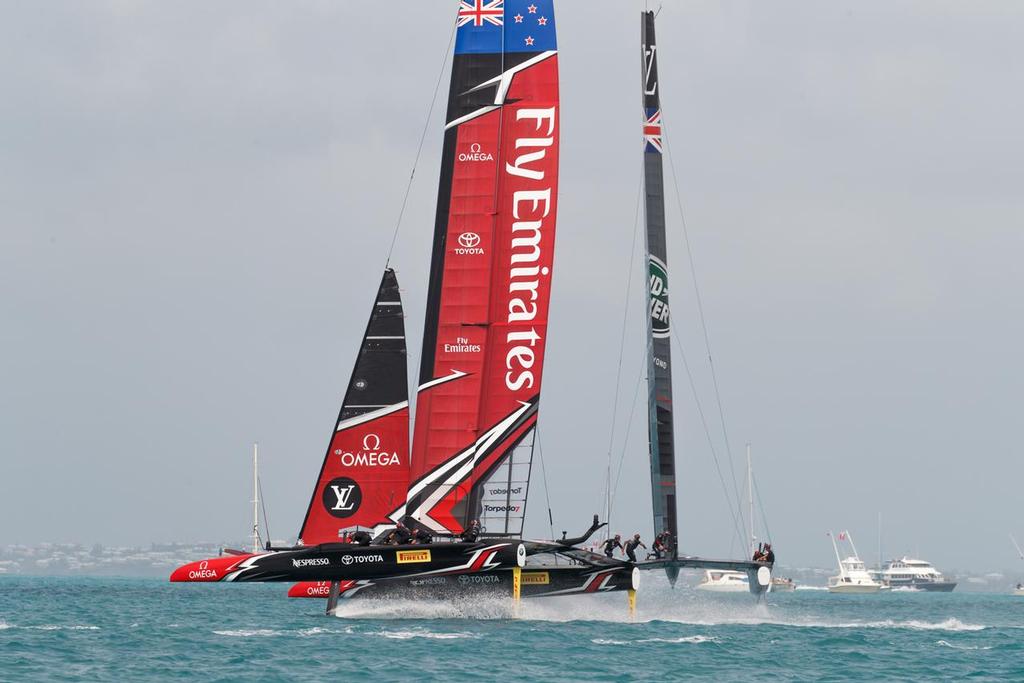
left=877, top=557, right=956, bottom=592
left=696, top=570, right=749, bottom=592
left=827, top=531, right=888, bottom=594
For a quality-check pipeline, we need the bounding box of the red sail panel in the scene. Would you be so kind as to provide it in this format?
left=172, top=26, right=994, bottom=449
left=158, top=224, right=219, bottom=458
left=407, top=8, right=559, bottom=535
left=298, top=269, right=410, bottom=544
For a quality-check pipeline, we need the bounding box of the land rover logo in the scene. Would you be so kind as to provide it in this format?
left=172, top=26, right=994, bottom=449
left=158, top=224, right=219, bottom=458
left=649, top=255, right=670, bottom=338
left=458, top=232, right=481, bottom=248
left=322, top=477, right=362, bottom=519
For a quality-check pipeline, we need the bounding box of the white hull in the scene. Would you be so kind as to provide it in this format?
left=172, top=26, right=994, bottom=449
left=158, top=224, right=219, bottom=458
left=1014, top=587, right=1024, bottom=596
left=696, top=570, right=749, bottom=592
left=828, top=583, right=884, bottom=594
left=696, top=582, right=749, bottom=593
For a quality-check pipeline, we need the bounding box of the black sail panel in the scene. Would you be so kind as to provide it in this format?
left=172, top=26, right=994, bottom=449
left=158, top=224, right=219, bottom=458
left=641, top=11, right=678, bottom=560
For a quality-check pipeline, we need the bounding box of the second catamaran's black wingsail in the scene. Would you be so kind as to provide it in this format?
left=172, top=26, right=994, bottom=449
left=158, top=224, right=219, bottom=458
left=641, top=10, right=679, bottom=584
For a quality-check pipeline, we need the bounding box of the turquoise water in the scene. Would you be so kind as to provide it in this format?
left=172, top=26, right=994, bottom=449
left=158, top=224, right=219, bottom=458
left=2, top=575, right=1022, bottom=681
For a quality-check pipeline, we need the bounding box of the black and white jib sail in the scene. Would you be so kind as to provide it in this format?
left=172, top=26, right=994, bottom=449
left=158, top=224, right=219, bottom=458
left=298, top=268, right=410, bottom=544
left=641, top=10, right=678, bottom=555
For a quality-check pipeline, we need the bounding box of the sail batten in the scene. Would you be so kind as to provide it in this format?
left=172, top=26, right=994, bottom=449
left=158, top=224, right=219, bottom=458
left=641, top=11, right=678, bottom=558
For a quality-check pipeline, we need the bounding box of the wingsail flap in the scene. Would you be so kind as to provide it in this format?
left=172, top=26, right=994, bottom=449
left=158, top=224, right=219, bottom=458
left=405, top=1, right=560, bottom=536
left=298, top=268, right=410, bottom=544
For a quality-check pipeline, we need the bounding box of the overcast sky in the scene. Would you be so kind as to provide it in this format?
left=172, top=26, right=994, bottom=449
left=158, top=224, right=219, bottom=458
left=2, top=1, right=1023, bottom=573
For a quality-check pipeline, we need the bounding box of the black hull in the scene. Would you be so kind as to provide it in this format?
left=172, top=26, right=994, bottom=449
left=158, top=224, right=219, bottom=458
left=318, top=564, right=638, bottom=601
left=171, top=541, right=524, bottom=584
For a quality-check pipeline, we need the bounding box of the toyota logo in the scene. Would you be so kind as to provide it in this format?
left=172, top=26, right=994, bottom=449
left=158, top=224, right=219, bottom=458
left=341, top=555, right=354, bottom=565
left=458, top=232, right=481, bottom=248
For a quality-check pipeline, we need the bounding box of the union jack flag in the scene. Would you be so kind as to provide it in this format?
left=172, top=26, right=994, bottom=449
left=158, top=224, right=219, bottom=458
left=457, top=0, right=504, bottom=27
left=644, top=108, right=662, bottom=153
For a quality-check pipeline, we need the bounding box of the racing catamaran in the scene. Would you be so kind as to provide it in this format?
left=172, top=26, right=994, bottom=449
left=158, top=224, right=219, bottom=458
left=171, top=0, right=637, bottom=611
left=633, top=9, right=771, bottom=594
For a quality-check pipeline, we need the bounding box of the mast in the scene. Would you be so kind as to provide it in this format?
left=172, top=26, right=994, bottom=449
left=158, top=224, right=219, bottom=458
left=640, top=11, right=678, bottom=566
left=252, top=443, right=260, bottom=554
left=747, top=444, right=754, bottom=556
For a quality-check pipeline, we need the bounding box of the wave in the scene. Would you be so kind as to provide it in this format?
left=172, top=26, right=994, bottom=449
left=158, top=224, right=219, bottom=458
left=795, top=586, right=828, bottom=591
left=936, top=639, right=993, bottom=651
left=0, top=624, right=101, bottom=631
left=592, top=635, right=719, bottom=645
left=375, top=628, right=477, bottom=640
left=213, top=629, right=283, bottom=637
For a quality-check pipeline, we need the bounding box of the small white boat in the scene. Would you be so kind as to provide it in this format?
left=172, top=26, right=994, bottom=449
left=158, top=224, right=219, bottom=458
left=696, top=570, right=749, bottom=592
left=827, top=531, right=888, bottom=594
left=1014, top=583, right=1024, bottom=597
left=771, top=577, right=797, bottom=592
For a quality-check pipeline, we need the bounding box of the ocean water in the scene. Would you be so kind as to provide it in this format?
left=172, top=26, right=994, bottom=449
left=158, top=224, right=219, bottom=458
left=1, top=575, right=1022, bottom=681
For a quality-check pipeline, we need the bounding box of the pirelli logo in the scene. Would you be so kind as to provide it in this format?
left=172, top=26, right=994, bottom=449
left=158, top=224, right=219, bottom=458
left=396, top=549, right=432, bottom=564
left=522, top=572, right=550, bottom=585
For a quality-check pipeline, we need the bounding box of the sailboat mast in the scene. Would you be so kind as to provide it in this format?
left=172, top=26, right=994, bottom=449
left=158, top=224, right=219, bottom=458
left=747, top=444, right=754, bottom=555
left=252, top=442, right=260, bottom=554
left=640, top=10, right=678, bottom=559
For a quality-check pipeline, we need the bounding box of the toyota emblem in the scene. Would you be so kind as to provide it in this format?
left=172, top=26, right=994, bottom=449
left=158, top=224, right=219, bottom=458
left=458, top=232, right=481, bottom=248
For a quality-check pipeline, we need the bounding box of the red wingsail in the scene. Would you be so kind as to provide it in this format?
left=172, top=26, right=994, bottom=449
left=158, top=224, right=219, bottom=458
left=298, top=268, right=410, bottom=544
left=405, top=2, right=560, bottom=535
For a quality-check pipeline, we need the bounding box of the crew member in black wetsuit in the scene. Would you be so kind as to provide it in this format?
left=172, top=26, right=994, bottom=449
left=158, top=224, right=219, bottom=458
left=460, top=519, right=481, bottom=542
left=624, top=533, right=646, bottom=562
left=412, top=527, right=432, bottom=545
left=386, top=521, right=413, bottom=545
left=601, top=534, right=623, bottom=558
left=649, top=533, right=666, bottom=560
left=764, top=543, right=775, bottom=564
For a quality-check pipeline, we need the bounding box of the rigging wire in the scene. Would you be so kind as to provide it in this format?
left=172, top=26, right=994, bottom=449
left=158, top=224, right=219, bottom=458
left=383, top=15, right=458, bottom=268
left=660, top=114, right=747, bottom=538
left=608, top=351, right=648, bottom=525
left=602, top=159, right=646, bottom=535
left=669, top=330, right=747, bottom=550
left=751, top=471, right=773, bottom=544
left=534, top=426, right=556, bottom=543
left=257, top=474, right=272, bottom=547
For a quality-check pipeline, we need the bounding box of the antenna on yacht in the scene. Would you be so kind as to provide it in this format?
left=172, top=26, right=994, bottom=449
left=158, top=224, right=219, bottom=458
left=252, top=442, right=260, bottom=554
left=846, top=530, right=862, bottom=560
left=1011, top=534, right=1024, bottom=560
left=828, top=531, right=843, bottom=569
